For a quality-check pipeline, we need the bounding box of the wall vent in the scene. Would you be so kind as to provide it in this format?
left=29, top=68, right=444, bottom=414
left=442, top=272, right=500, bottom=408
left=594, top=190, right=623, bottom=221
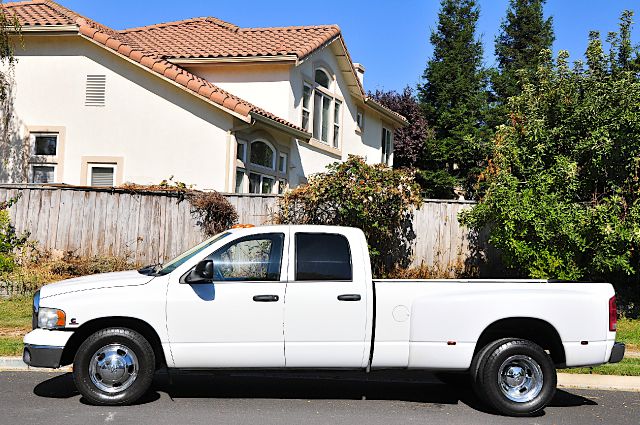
left=85, top=75, right=106, bottom=106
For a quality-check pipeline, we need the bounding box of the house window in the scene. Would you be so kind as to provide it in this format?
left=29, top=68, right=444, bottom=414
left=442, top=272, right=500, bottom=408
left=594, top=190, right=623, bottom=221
left=278, top=179, right=287, bottom=194
left=249, top=172, right=275, bottom=194
left=381, top=127, right=393, bottom=166
left=89, top=164, right=115, bottom=187
left=278, top=153, right=288, bottom=174
left=315, top=69, right=330, bottom=88
left=250, top=140, right=275, bottom=169
left=235, top=169, right=246, bottom=193
left=29, top=132, right=60, bottom=183
left=237, top=141, right=246, bottom=162
left=236, top=138, right=287, bottom=194
left=302, top=84, right=312, bottom=131
left=34, top=135, right=57, bottom=156
left=302, top=67, right=343, bottom=148
left=333, top=100, right=341, bottom=149
left=356, top=108, right=364, bottom=131
left=31, top=165, right=55, bottom=184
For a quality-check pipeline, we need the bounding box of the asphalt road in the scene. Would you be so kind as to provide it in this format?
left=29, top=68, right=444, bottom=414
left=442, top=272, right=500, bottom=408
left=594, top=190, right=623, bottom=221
left=1, top=370, right=639, bottom=425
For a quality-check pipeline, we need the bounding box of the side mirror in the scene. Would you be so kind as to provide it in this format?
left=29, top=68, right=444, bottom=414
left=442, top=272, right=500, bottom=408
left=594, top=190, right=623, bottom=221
left=182, top=260, right=214, bottom=284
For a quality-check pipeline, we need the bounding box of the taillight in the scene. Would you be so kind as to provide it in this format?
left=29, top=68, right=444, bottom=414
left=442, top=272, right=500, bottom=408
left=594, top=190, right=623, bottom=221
left=609, top=296, right=617, bottom=332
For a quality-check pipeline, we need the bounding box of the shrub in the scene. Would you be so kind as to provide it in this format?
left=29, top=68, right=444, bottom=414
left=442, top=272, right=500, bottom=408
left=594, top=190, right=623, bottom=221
left=0, top=196, right=28, bottom=273
left=188, top=191, right=238, bottom=236
left=274, top=156, right=422, bottom=275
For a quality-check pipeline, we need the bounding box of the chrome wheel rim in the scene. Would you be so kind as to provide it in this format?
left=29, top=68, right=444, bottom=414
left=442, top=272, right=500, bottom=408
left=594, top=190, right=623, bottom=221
left=498, top=355, right=543, bottom=403
left=89, top=344, right=139, bottom=393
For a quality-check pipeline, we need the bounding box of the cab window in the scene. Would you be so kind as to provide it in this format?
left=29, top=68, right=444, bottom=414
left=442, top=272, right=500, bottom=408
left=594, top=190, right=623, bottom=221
left=208, top=233, right=285, bottom=281
left=295, top=233, right=352, bottom=281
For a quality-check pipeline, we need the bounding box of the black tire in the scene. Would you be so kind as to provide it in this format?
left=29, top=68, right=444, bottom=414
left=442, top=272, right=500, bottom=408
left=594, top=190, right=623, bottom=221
left=478, top=339, right=556, bottom=416
left=73, top=327, right=155, bottom=406
left=470, top=338, right=517, bottom=403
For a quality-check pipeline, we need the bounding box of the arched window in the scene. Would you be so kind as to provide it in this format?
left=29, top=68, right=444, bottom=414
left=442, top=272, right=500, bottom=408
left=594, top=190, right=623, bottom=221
left=301, top=67, right=342, bottom=148
left=250, top=140, right=275, bottom=169
left=314, top=69, right=330, bottom=89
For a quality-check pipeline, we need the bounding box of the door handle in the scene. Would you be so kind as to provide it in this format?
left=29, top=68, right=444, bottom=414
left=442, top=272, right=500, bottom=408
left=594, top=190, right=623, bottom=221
left=253, top=295, right=279, bottom=302
left=337, top=294, right=361, bottom=301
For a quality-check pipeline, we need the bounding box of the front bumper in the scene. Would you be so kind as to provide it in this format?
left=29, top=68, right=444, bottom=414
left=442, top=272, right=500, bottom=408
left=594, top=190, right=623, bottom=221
left=23, top=344, right=64, bottom=368
left=609, top=342, right=625, bottom=364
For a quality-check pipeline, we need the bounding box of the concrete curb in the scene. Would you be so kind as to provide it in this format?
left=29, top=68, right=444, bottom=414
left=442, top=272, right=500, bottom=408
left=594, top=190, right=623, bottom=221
left=557, top=373, right=640, bottom=393
left=1, top=356, right=640, bottom=392
left=0, top=357, right=71, bottom=372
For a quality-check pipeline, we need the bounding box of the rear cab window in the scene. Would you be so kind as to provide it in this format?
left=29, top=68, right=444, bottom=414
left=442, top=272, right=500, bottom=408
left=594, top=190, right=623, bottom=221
left=295, top=233, right=352, bottom=281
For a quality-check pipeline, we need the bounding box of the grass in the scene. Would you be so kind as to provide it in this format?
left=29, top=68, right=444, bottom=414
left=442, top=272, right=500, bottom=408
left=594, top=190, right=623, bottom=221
left=617, top=318, right=640, bottom=351
left=0, top=296, right=31, bottom=356
left=0, top=296, right=32, bottom=330
left=560, top=358, right=640, bottom=376
left=0, top=337, right=23, bottom=356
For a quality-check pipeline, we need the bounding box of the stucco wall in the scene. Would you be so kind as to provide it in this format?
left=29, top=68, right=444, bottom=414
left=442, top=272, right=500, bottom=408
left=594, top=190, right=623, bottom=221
left=183, top=63, right=293, bottom=122
left=5, top=34, right=235, bottom=190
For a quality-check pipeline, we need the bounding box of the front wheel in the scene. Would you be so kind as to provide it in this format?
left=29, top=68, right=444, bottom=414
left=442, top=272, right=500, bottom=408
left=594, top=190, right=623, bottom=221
left=477, top=339, right=556, bottom=416
left=73, top=328, right=155, bottom=405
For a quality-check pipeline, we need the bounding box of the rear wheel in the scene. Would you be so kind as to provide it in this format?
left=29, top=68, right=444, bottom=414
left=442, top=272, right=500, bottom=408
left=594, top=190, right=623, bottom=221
left=73, top=328, right=155, bottom=405
left=476, top=339, right=556, bottom=416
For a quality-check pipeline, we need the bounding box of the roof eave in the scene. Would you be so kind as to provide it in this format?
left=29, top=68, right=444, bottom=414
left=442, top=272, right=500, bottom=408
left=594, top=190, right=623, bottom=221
left=249, top=112, right=311, bottom=141
left=12, top=24, right=79, bottom=33
left=364, top=97, right=408, bottom=127
left=168, top=55, right=298, bottom=65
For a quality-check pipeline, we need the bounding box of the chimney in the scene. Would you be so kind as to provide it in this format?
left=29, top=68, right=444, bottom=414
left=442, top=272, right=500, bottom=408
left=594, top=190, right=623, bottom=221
left=353, top=63, right=365, bottom=86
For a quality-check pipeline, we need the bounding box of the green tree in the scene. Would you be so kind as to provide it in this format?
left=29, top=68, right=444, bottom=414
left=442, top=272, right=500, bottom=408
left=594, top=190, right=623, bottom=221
left=460, top=11, right=640, bottom=282
left=418, top=0, right=489, bottom=199
left=492, top=0, right=554, bottom=105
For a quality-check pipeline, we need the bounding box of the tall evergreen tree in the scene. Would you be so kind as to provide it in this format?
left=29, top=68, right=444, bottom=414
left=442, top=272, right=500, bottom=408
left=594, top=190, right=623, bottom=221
left=493, top=0, right=554, bottom=103
left=418, top=0, right=488, bottom=199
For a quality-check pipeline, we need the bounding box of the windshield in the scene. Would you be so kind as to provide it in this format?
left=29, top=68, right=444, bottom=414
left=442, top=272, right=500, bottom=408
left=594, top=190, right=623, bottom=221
left=153, top=232, right=231, bottom=276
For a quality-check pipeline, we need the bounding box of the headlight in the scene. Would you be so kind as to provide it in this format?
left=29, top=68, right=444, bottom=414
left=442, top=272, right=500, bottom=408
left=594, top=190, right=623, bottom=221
left=37, top=308, right=66, bottom=329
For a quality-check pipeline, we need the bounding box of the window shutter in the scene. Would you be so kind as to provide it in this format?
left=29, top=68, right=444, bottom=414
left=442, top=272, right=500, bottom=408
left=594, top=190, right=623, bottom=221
left=86, top=75, right=106, bottom=106
left=91, top=167, right=114, bottom=187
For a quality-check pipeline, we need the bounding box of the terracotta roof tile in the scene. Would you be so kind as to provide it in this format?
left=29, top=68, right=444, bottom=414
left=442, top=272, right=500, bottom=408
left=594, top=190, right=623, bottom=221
left=4, top=0, right=311, bottom=135
left=118, top=18, right=341, bottom=60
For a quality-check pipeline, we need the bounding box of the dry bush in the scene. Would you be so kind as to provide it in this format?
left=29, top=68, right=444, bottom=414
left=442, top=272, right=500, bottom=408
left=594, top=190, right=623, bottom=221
left=48, top=253, right=132, bottom=277
left=384, top=260, right=473, bottom=280
left=188, top=191, right=238, bottom=236
left=2, top=252, right=135, bottom=295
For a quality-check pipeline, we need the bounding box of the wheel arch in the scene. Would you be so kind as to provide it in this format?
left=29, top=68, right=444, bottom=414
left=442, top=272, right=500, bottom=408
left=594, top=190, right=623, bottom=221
left=60, top=316, right=168, bottom=369
left=474, top=317, right=566, bottom=367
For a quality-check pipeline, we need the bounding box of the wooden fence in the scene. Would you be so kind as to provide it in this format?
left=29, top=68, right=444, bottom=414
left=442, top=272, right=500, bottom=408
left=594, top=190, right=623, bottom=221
left=0, top=184, right=500, bottom=276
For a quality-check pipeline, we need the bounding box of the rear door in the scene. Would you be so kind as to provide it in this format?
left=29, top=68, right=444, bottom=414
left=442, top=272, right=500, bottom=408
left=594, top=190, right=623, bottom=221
left=283, top=231, right=368, bottom=367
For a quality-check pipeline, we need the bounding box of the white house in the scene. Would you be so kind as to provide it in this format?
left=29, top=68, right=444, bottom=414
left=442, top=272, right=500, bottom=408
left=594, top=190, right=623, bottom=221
left=0, top=0, right=406, bottom=193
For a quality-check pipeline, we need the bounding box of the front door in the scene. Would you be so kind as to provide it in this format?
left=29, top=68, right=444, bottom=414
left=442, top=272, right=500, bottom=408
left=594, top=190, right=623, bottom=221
left=167, top=232, right=288, bottom=368
left=284, top=232, right=368, bottom=367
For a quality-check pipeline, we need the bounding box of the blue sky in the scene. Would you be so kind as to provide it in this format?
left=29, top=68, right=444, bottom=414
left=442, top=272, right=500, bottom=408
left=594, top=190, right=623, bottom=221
left=61, top=0, right=640, bottom=93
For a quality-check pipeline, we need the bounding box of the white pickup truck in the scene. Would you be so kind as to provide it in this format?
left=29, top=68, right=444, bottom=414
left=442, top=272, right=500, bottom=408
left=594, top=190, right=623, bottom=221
left=23, top=225, right=624, bottom=416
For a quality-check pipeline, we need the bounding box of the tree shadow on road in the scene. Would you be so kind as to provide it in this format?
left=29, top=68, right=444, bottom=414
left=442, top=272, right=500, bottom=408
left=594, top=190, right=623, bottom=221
left=33, top=370, right=597, bottom=415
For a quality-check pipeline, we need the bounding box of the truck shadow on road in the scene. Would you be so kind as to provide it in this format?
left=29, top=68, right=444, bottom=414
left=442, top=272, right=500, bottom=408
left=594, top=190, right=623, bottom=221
left=33, top=370, right=596, bottom=416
